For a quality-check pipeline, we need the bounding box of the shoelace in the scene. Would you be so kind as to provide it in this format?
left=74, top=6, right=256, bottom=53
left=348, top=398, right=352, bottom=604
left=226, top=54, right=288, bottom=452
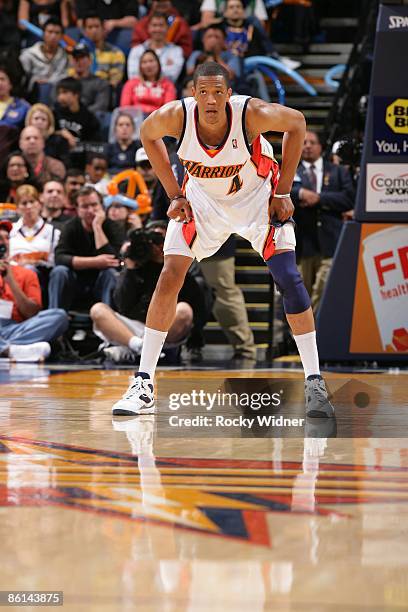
left=123, top=377, right=150, bottom=400
left=308, top=379, right=330, bottom=407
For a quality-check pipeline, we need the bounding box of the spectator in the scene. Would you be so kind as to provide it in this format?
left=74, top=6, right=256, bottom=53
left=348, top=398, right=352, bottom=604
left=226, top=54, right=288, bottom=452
left=200, top=0, right=268, bottom=28
left=0, top=219, right=69, bottom=362
left=132, top=0, right=193, bottom=60
left=53, top=77, right=101, bottom=147
left=19, top=17, right=68, bottom=98
left=85, top=153, right=110, bottom=195
left=10, top=184, right=60, bottom=300
left=0, top=151, right=40, bottom=203
left=108, top=112, right=141, bottom=174
left=120, top=50, right=176, bottom=116
left=19, top=126, right=66, bottom=185
left=127, top=12, right=184, bottom=83
left=25, top=103, right=70, bottom=164
left=90, top=222, right=213, bottom=364
left=63, top=168, right=85, bottom=215
left=135, top=147, right=160, bottom=202
left=186, top=24, right=240, bottom=82
left=48, top=185, right=123, bottom=310
left=41, top=180, right=71, bottom=230
left=0, top=65, right=30, bottom=130
left=104, top=196, right=142, bottom=243
left=222, top=0, right=300, bottom=71
left=18, top=0, right=70, bottom=31
left=74, top=0, right=139, bottom=51
left=67, top=44, right=110, bottom=113
left=81, top=15, right=126, bottom=89
left=291, top=130, right=355, bottom=313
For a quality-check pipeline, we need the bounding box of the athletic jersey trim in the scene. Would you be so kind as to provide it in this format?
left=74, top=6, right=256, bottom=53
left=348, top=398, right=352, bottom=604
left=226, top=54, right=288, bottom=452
left=241, top=97, right=252, bottom=154
left=193, top=102, right=233, bottom=159
left=176, top=98, right=187, bottom=152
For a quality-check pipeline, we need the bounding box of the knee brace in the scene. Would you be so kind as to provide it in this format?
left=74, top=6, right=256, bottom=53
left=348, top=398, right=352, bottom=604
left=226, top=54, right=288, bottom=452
left=266, top=251, right=311, bottom=314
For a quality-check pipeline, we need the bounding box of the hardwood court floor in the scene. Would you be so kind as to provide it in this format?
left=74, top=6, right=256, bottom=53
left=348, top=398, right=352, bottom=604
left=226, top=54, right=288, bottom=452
left=0, top=363, right=408, bottom=611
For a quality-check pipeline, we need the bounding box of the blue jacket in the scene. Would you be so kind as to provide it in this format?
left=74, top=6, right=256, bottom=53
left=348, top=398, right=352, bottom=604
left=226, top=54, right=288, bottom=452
left=0, top=97, right=31, bottom=129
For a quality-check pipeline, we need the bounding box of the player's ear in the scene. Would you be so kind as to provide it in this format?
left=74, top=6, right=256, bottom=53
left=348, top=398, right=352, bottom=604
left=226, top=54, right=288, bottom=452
left=227, top=87, right=233, bottom=98
left=192, top=86, right=197, bottom=99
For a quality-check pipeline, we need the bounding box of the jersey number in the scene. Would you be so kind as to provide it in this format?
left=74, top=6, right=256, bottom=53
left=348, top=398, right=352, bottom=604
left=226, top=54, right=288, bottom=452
left=227, top=174, right=243, bottom=196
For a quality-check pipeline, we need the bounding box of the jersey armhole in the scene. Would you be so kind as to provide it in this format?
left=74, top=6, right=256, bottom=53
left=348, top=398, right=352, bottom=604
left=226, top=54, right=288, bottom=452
left=176, top=98, right=187, bottom=152
left=242, top=97, right=252, bottom=154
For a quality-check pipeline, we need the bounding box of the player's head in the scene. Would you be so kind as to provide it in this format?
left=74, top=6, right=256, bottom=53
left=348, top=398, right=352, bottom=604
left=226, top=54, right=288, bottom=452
left=192, top=62, right=232, bottom=125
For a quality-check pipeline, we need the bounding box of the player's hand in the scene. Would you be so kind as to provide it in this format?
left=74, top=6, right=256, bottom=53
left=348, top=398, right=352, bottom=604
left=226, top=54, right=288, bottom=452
left=269, top=196, right=294, bottom=222
left=167, top=196, right=193, bottom=223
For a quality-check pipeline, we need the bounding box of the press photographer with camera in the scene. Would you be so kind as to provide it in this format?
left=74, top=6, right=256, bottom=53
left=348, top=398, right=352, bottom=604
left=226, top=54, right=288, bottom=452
left=0, top=220, right=69, bottom=362
left=90, top=221, right=213, bottom=363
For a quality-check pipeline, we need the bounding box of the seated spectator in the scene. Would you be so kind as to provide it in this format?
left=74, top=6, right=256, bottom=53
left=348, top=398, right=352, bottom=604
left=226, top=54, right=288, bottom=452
left=74, top=0, right=139, bottom=51
left=120, top=50, right=176, bottom=116
left=199, top=0, right=267, bottom=28
left=63, top=168, right=85, bottom=215
left=48, top=185, right=123, bottom=310
left=186, top=24, right=240, bottom=82
left=132, top=0, right=193, bottom=60
left=0, top=151, right=40, bottom=203
left=53, top=77, right=101, bottom=148
left=67, top=43, right=110, bottom=113
left=0, top=219, right=69, bottom=362
left=85, top=153, right=110, bottom=195
left=81, top=15, right=126, bottom=89
left=104, top=195, right=142, bottom=243
left=10, top=184, right=60, bottom=300
left=41, top=180, right=71, bottom=230
left=127, top=12, right=184, bottom=83
left=90, top=222, right=213, bottom=363
left=19, top=126, right=66, bottom=185
left=108, top=112, right=141, bottom=174
left=223, top=0, right=300, bottom=71
left=0, top=65, right=30, bottom=130
left=19, top=17, right=68, bottom=99
left=25, top=103, right=70, bottom=164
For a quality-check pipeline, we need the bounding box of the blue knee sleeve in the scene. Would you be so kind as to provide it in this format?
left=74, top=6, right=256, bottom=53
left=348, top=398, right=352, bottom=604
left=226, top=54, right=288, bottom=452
left=266, top=251, right=311, bottom=314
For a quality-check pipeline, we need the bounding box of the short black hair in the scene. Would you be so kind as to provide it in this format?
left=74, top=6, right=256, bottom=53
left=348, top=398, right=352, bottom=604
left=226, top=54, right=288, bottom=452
left=74, top=185, right=103, bottom=206
left=64, top=168, right=85, bottom=180
left=193, top=61, right=230, bottom=88
left=148, top=11, right=168, bottom=23
left=86, top=153, right=108, bottom=165
left=83, top=14, right=104, bottom=24
left=43, top=17, right=63, bottom=30
left=203, top=23, right=226, bottom=37
left=57, top=77, right=81, bottom=96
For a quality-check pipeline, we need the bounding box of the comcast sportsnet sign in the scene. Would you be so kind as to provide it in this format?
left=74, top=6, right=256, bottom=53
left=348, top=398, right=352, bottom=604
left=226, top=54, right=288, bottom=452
left=367, top=164, right=408, bottom=212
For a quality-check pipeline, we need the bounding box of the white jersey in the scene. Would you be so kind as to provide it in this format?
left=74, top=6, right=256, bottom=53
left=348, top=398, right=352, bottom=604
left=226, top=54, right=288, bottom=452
left=177, top=95, right=278, bottom=204
left=164, top=95, right=296, bottom=262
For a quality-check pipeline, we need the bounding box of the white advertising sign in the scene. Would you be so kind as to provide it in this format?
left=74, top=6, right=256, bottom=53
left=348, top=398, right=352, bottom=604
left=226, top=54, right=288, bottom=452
left=366, top=164, right=408, bottom=212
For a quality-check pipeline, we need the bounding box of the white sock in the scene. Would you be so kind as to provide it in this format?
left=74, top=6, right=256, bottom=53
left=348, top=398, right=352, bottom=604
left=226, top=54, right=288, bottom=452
left=139, top=327, right=168, bottom=379
left=128, top=335, right=143, bottom=354
left=293, top=330, right=320, bottom=379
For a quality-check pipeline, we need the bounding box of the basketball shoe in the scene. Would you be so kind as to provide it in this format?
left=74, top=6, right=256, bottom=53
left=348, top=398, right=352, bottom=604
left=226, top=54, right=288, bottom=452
left=112, top=372, right=155, bottom=416
left=305, top=375, right=335, bottom=418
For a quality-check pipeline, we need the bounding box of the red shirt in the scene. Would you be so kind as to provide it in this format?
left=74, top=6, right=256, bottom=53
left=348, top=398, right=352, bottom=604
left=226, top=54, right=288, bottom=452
left=120, top=77, right=176, bottom=115
left=0, top=265, right=42, bottom=322
left=131, top=9, right=193, bottom=58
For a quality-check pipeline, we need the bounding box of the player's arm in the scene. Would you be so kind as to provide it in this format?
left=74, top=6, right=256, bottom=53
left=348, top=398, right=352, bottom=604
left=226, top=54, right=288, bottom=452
left=246, top=99, right=306, bottom=221
left=140, top=101, right=192, bottom=222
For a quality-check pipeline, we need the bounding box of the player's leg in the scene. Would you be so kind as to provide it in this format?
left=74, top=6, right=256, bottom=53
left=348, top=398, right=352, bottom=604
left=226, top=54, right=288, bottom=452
left=266, top=246, right=334, bottom=417
left=112, top=254, right=193, bottom=416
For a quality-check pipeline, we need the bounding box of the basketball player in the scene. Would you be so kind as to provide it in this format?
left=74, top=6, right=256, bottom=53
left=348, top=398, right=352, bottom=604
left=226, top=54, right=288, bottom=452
left=112, top=62, right=334, bottom=419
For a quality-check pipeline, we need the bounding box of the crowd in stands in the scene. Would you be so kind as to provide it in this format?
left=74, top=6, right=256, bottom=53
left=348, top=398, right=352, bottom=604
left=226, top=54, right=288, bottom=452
left=0, top=0, right=355, bottom=363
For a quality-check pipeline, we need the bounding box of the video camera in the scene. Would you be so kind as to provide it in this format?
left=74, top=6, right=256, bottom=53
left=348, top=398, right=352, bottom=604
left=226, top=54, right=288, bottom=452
left=124, top=224, right=166, bottom=266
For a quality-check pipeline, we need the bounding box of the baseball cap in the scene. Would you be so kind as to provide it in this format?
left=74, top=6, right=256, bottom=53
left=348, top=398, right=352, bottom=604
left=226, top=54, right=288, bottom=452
left=72, top=43, right=91, bottom=58
left=135, top=148, right=150, bottom=164
left=0, top=220, right=13, bottom=233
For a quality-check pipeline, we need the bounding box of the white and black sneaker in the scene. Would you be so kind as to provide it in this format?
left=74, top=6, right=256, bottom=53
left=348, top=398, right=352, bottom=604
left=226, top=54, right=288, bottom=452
left=112, top=372, right=155, bottom=416
left=305, top=375, right=335, bottom=418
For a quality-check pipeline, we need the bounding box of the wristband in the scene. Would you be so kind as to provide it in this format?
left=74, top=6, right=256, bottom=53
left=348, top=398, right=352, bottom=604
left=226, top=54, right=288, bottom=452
left=170, top=194, right=185, bottom=204
left=273, top=193, right=291, bottom=199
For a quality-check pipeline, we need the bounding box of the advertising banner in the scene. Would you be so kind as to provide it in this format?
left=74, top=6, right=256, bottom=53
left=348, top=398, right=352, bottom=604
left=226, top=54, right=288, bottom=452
left=366, top=163, right=408, bottom=212
left=350, top=223, right=408, bottom=353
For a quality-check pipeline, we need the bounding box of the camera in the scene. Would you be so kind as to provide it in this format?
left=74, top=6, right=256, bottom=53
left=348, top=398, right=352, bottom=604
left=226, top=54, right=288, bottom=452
left=0, top=244, right=7, bottom=260
left=124, top=228, right=165, bottom=265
